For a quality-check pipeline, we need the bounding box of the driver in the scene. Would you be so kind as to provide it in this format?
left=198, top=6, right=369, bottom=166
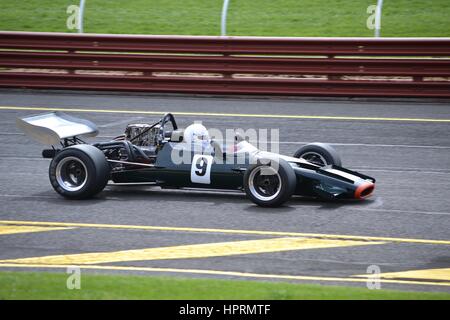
left=183, top=123, right=212, bottom=153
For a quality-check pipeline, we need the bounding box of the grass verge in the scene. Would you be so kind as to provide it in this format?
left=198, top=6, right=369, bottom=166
left=0, top=271, right=449, bottom=300
left=0, top=0, right=449, bottom=37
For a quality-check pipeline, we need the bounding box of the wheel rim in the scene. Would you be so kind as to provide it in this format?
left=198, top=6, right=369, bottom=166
left=300, top=152, right=328, bottom=166
left=55, top=156, right=88, bottom=192
left=248, top=166, right=282, bottom=201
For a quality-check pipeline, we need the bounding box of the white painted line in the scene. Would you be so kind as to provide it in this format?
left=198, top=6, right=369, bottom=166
left=2, top=132, right=450, bottom=149
left=98, top=117, right=144, bottom=128
left=278, top=141, right=450, bottom=150
left=353, top=207, right=450, bottom=216
left=0, top=263, right=448, bottom=287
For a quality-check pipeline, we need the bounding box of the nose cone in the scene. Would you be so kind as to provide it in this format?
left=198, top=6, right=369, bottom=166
left=354, top=181, right=375, bottom=199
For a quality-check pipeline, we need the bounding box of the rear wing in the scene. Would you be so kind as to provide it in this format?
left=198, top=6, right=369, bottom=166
left=16, top=112, right=98, bottom=145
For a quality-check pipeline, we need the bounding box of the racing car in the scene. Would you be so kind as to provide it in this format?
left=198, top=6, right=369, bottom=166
left=16, top=112, right=375, bottom=207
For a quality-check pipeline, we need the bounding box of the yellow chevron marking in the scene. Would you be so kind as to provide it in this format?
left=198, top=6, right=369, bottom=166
left=0, top=225, right=73, bottom=235
left=0, top=220, right=449, bottom=245
left=0, top=237, right=383, bottom=265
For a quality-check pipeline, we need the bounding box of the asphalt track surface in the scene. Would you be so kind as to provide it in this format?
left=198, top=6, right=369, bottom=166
left=0, top=89, right=449, bottom=293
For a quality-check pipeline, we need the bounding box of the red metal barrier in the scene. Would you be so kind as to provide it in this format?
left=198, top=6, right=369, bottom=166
left=0, top=31, right=449, bottom=97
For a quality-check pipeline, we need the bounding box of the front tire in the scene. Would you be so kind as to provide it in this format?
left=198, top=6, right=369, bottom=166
left=244, top=158, right=296, bottom=207
left=293, top=143, right=342, bottom=167
left=49, top=145, right=110, bottom=199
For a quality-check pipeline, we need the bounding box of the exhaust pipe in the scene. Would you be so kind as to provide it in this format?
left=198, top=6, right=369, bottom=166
left=354, top=181, right=375, bottom=199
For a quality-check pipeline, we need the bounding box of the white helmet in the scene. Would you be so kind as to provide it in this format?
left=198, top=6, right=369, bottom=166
left=183, top=123, right=210, bottom=146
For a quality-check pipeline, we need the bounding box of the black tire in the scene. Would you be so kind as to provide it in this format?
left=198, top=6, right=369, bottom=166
left=293, top=143, right=342, bottom=167
left=244, top=158, right=296, bottom=207
left=49, top=144, right=110, bottom=199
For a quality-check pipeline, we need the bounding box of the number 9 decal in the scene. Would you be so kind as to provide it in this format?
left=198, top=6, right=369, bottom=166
left=191, top=154, right=213, bottom=184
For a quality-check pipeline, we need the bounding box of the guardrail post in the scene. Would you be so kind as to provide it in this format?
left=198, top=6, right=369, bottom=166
left=327, top=53, right=340, bottom=80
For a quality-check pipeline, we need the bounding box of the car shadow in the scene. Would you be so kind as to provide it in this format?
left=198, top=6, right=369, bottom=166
left=31, top=185, right=247, bottom=207
left=30, top=184, right=378, bottom=211
left=291, top=196, right=379, bottom=209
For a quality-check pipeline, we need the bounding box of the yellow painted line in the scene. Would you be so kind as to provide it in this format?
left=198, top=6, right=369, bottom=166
left=0, top=219, right=449, bottom=245
left=0, top=225, right=73, bottom=235
left=0, top=237, right=382, bottom=265
left=1, top=105, right=450, bottom=123
left=356, top=268, right=450, bottom=282
left=0, top=263, right=449, bottom=287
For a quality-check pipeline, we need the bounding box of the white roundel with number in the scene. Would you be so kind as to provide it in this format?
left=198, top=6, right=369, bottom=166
left=191, top=154, right=213, bottom=184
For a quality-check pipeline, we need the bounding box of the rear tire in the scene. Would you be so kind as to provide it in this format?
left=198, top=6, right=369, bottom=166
left=49, top=145, right=110, bottom=199
left=244, top=158, right=296, bottom=207
left=293, top=143, right=342, bottom=167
